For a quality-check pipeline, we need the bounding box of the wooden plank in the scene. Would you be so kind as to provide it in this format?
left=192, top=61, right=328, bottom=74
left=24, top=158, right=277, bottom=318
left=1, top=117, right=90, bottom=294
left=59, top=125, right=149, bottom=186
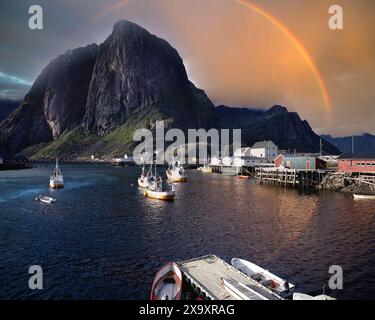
left=177, top=255, right=282, bottom=301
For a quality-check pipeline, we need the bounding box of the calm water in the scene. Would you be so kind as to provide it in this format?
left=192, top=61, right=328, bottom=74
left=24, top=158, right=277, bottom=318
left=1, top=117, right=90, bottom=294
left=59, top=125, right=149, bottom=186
left=0, top=164, right=374, bottom=300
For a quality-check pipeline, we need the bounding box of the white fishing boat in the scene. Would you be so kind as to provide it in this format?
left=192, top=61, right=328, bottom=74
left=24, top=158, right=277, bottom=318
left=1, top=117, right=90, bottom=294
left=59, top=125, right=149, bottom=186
left=138, top=162, right=154, bottom=188
left=35, top=195, right=56, bottom=204
left=231, top=258, right=295, bottom=298
left=353, top=194, right=375, bottom=200
left=293, top=292, right=336, bottom=300
left=145, top=180, right=175, bottom=201
left=50, top=158, right=64, bottom=189
left=144, top=161, right=175, bottom=201
left=166, top=160, right=187, bottom=183
left=150, top=262, right=183, bottom=300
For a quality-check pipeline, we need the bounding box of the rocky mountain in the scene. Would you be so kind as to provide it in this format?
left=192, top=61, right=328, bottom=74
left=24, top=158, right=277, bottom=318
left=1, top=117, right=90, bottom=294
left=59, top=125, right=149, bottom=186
left=0, top=100, right=21, bottom=121
left=216, top=105, right=340, bottom=154
left=323, top=133, right=375, bottom=154
left=0, top=20, right=339, bottom=160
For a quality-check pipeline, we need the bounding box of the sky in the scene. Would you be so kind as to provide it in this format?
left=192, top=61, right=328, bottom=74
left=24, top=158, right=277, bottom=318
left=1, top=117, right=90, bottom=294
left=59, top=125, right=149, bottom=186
left=0, top=0, right=374, bottom=136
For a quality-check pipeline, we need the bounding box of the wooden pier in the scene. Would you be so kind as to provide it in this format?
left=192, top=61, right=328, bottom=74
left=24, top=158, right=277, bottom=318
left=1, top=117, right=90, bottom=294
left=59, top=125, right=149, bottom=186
left=177, top=255, right=282, bottom=300
left=255, top=167, right=326, bottom=188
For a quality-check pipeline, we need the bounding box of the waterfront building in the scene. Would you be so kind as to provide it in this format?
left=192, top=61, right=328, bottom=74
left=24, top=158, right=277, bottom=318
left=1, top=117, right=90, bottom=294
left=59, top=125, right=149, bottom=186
left=338, top=154, right=375, bottom=175
left=233, top=156, right=268, bottom=167
left=250, top=141, right=278, bottom=162
left=274, top=154, right=326, bottom=170
left=234, top=147, right=252, bottom=157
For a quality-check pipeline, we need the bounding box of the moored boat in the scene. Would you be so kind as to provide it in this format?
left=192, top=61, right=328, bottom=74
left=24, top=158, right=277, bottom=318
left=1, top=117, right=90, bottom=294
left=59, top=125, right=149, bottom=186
left=353, top=194, right=375, bottom=200
left=231, top=258, right=295, bottom=298
left=35, top=195, right=56, bottom=204
left=166, top=161, right=187, bottom=183
left=50, top=158, right=64, bottom=189
left=150, top=262, right=183, bottom=300
left=238, top=175, right=250, bottom=179
left=138, top=162, right=154, bottom=188
left=145, top=180, right=175, bottom=201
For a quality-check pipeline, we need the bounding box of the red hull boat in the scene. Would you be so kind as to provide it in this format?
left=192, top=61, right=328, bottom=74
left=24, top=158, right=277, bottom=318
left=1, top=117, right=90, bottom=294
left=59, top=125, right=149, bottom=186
left=150, top=262, right=183, bottom=300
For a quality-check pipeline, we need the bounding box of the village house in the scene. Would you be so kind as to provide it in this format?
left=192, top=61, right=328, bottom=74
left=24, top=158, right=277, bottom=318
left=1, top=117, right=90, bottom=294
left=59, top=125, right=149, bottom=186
left=233, top=156, right=269, bottom=167
left=250, top=141, right=278, bottom=162
left=274, top=154, right=327, bottom=170
left=338, top=154, right=375, bottom=175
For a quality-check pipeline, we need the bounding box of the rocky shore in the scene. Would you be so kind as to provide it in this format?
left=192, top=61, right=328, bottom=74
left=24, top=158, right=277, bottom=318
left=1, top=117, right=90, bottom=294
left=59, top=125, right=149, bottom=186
left=320, top=173, right=375, bottom=195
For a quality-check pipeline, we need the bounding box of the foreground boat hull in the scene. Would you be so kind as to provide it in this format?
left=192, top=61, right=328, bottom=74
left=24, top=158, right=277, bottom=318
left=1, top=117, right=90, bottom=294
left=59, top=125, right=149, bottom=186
left=353, top=194, right=375, bottom=200
left=151, top=262, right=183, bottom=300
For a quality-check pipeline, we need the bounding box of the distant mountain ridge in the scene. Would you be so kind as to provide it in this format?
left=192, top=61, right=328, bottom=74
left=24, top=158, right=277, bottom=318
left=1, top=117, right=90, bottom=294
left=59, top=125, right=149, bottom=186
left=0, top=20, right=339, bottom=160
left=323, top=134, right=375, bottom=154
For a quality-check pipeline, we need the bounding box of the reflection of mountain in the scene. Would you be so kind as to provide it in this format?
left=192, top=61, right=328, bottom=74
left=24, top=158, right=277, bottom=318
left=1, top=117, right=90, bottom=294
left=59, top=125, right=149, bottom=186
left=0, top=20, right=339, bottom=160
left=323, top=134, right=375, bottom=154
left=0, top=99, right=20, bottom=121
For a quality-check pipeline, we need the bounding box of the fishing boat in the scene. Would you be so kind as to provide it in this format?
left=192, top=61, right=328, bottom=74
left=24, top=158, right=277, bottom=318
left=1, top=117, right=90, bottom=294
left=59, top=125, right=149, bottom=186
left=293, top=292, right=336, bottom=300
left=145, top=180, right=175, bottom=201
left=231, top=258, right=295, bottom=298
left=50, top=158, right=64, bottom=189
left=138, top=162, right=153, bottom=188
left=150, top=262, right=183, bottom=300
left=35, top=195, right=56, bottom=204
left=166, top=160, right=187, bottom=183
left=144, top=161, right=175, bottom=201
left=353, top=194, right=375, bottom=200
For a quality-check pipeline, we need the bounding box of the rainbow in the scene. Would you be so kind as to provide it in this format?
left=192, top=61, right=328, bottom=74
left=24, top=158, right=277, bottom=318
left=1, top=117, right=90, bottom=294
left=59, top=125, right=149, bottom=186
left=91, top=0, right=332, bottom=114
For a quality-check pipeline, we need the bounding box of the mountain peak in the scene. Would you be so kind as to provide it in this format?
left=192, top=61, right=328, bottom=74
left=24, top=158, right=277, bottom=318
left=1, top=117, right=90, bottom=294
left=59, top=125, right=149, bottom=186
left=267, top=105, right=288, bottom=114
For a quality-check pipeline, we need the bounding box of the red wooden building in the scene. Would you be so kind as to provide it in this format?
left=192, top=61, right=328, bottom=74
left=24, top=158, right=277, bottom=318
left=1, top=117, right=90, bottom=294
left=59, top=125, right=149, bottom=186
left=338, top=154, right=375, bottom=175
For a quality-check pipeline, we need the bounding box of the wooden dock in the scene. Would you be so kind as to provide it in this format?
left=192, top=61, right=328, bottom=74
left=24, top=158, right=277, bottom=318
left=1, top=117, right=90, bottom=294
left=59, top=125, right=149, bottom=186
left=177, top=255, right=282, bottom=300
left=255, top=167, right=326, bottom=188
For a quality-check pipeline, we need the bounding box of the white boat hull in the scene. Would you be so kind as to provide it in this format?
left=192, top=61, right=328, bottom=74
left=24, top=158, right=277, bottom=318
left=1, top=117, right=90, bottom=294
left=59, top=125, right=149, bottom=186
left=36, top=196, right=56, bottom=204
left=138, top=177, right=152, bottom=189
left=353, top=194, right=375, bottom=200
left=145, top=189, right=175, bottom=201
left=166, top=171, right=187, bottom=183
left=293, top=293, right=336, bottom=300
left=231, top=258, right=295, bottom=297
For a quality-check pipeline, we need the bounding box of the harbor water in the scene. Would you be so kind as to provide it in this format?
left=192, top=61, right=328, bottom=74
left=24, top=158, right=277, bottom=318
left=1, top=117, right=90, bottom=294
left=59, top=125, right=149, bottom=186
left=0, top=164, right=374, bottom=300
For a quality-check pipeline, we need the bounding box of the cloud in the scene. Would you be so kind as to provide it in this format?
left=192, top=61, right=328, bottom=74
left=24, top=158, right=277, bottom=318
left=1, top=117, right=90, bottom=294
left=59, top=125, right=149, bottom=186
left=1, top=0, right=374, bottom=136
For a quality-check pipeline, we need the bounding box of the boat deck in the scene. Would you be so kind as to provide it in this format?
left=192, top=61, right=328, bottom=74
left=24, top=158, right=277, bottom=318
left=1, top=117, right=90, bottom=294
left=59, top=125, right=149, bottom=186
left=177, top=255, right=282, bottom=300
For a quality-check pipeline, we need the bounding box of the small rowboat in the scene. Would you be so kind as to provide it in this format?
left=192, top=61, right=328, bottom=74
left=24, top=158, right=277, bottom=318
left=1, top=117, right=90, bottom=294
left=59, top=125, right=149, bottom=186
left=150, top=262, right=183, bottom=300
left=35, top=195, right=56, bottom=204
left=353, top=194, right=375, bottom=200
left=238, top=175, right=250, bottom=180
left=231, top=258, right=295, bottom=298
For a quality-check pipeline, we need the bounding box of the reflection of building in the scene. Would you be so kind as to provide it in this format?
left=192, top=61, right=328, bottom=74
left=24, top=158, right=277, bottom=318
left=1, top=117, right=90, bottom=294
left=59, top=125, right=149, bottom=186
left=338, top=154, right=375, bottom=174
left=250, top=141, right=278, bottom=162
left=0, top=154, right=3, bottom=164
left=274, top=154, right=326, bottom=170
